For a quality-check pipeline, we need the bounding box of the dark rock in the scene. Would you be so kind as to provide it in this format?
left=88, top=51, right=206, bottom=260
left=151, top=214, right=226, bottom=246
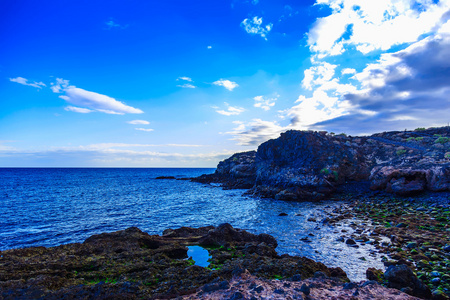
left=366, top=268, right=384, bottom=282
left=253, top=285, right=264, bottom=293
left=278, top=212, right=288, bottom=216
left=396, top=222, right=407, bottom=228
left=314, top=271, right=327, bottom=278
left=193, top=127, right=450, bottom=198
left=289, top=274, right=302, bottom=282
left=155, top=176, right=176, bottom=179
left=384, top=264, right=431, bottom=298
left=202, top=281, right=230, bottom=293
left=229, top=291, right=243, bottom=300
left=300, top=284, right=310, bottom=295
left=343, top=282, right=357, bottom=289
left=274, top=288, right=285, bottom=294
left=198, top=223, right=277, bottom=248
left=345, top=239, right=356, bottom=245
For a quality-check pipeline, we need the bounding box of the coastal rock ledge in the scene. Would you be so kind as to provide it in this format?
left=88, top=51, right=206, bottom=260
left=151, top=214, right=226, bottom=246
left=0, top=225, right=420, bottom=299
left=194, top=126, right=450, bottom=200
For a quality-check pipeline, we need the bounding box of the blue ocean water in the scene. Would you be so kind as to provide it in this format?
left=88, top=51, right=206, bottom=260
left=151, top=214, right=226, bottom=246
left=0, top=168, right=384, bottom=281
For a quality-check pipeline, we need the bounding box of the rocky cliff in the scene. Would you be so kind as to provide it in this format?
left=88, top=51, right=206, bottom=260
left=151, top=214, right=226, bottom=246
left=194, top=127, right=450, bottom=200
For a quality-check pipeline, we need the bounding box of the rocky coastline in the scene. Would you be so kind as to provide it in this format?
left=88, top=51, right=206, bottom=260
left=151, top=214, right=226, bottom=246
left=1, top=126, right=450, bottom=299
left=0, top=224, right=428, bottom=299
left=193, top=126, right=450, bottom=200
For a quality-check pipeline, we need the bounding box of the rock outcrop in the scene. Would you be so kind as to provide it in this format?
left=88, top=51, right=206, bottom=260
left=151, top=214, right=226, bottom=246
left=0, top=225, right=348, bottom=299
left=195, top=127, right=450, bottom=200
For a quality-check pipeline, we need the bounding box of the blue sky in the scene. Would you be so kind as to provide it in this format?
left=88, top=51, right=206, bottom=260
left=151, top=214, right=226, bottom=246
left=1, top=0, right=450, bottom=167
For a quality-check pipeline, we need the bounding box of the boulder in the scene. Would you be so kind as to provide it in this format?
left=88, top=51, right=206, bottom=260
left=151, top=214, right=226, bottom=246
left=384, top=264, right=431, bottom=299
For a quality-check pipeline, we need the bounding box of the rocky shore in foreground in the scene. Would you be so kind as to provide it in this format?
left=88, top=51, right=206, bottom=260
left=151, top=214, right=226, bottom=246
left=0, top=224, right=427, bottom=299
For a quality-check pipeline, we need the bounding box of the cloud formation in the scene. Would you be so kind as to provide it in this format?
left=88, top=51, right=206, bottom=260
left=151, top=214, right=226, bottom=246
left=240, top=16, right=273, bottom=40
left=177, top=76, right=193, bottom=82
left=253, top=95, right=277, bottom=111
left=213, top=102, right=245, bottom=116
left=127, top=120, right=150, bottom=125
left=135, top=128, right=154, bottom=132
left=176, top=76, right=196, bottom=88
left=9, top=77, right=46, bottom=89
left=177, top=83, right=196, bottom=89
left=0, top=145, right=234, bottom=167
left=322, top=33, right=450, bottom=132
left=226, top=119, right=283, bottom=146
left=52, top=78, right=143, bottom=114
left=212, top=79, right=239, bottom=91
left=309, top=0, right=450, bottom=56
left=105, top=19, right=128, bottom=30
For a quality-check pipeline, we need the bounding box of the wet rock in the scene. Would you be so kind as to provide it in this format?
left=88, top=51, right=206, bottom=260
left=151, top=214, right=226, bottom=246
left=384, top=264, right=431, bottom=298
left=345, top=239, right=356, bottom=245
left=366, top=268, right=384, bottom=282
left=198, top=223, right=277, bottom=248
left=432, top=289, right=449, bottom=300
left=155, top=176, right=176, bottom=179
left=202, top=281, right=230, bottom=292
left=278, top=212, right=288, bottom=216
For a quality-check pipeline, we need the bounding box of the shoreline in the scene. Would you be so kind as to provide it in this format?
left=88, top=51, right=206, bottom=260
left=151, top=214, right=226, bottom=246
left=1, top=190, right=449, bottom=299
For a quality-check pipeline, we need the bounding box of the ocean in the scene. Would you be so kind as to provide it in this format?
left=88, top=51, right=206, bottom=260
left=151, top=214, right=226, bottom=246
left=0, top=168, right=384, bottom=281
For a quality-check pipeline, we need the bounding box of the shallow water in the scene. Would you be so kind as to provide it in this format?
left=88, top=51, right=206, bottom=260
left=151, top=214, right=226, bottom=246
left=0, top=168, right=384, bottom=281
left=188, top=246, right=211, bottom=268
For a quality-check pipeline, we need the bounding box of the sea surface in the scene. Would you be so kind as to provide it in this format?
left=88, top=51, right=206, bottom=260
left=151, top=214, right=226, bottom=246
left=0, top=168, right=385, bottom=281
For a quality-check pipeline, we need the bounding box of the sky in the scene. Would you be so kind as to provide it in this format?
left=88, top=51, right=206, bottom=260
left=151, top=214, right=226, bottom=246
left=1, top=0, right=450, bottom=167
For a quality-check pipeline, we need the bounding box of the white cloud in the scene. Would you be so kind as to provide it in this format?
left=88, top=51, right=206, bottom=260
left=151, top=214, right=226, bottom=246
left=207, top=45, right=212, bottom=49
left=341, top=68, right=356, bottom=75
left=309, top=0, right=450, bottom=56
left=135, top=128, right=154, bottom=132
left=253, top=95, right=277, bottom=110
left=9, top=77, right=46, bottom=89
left=212, top=79, right=239, bottom=91
left=52, top=78, right=143, bottom=115
left=213, top=102, right=245, bottom=116
left=240, top=16, right=273, bottom=40
left=177, top=83, right=196, bottom=89
left=302, top=62, right=337, bottom=90
left=105, top=19, right=128, bottom=30
left=177, top=77, right=193, bottom=82
left=286, top=90, right=352, bottom=130
left=127, top=120, right=150, bottom=125
left=226, top=119, right=284, bottom=146
left=0, top=145, right=235, bottom=167
left=64, top=106, right=93, bottom=114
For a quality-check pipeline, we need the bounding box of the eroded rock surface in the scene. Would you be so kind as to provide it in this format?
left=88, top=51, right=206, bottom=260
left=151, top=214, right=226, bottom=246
left=195, top=127, right=450, bottom=200
left=183, top=271, right=421, bottom=300
left=0, top=225, right=348, bottom=299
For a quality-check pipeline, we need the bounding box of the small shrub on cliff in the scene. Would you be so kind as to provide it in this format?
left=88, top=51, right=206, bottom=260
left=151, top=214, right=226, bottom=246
left=320, top=168, right=330, bottom=175
left=338, top=133, right=347, bottom=137
left=232, top=157, right=238, bottom=162
left=406, top=137, right=415, bottom=142
left=332, top=171, right=339, bottom=181
left=433, top=134, right=442, bottom=137
left=415, top=137, right=423, bottom=141
left=415, top=127, right=426, bottom=131
left=396, top=149, right=407, bottom=155
left=435, top=137, right=449, bottom=144
left=445, top=153, right=450, bottom=159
